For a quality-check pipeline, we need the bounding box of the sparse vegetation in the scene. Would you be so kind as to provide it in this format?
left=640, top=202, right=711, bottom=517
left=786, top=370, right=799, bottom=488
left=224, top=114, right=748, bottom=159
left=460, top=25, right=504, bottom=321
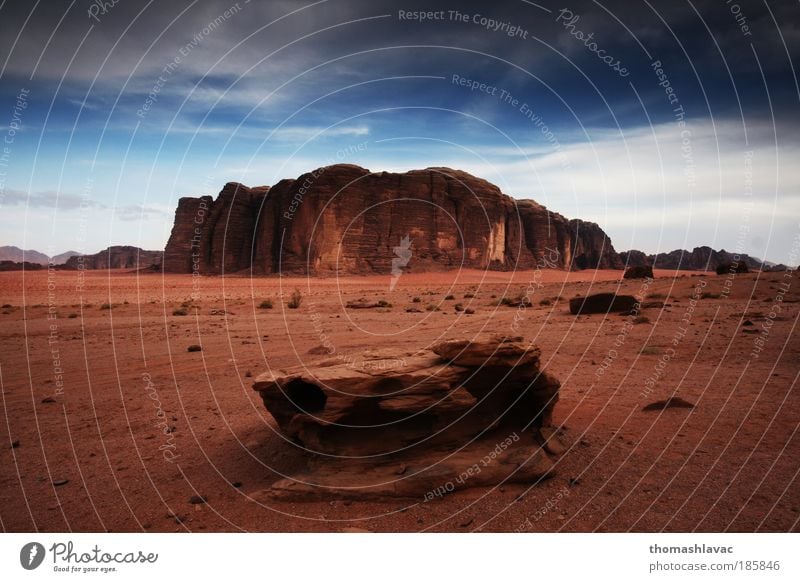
left=1, top=304, right=11, bottom=308
left=426, top=304, right=440, bottom=312
left=464, top=308, right=475, bottom=314
left=700, top=292, right=720, bottom=299
left=454, top=303, right=464, bottom=312
left=68, top=313, right=78, bottom=319
left=287, top=289, right=302, bottom=309
left=173, top=308, right=188, bottom=316
left=412, top=296, right=421, bottom=303
left=258, top=299, right=273, bottom=309
left=100, top=303, right=112, bottom=310
left=463, top=292, right=475, bottom=298
left=633, top=315, right=650, bottom=324
left=187, top=344, right=202, bottom=352
left=377, top=300, right=392, bottom=308
left=445, top=294, right=455, bottom=300
left=539, top=299, right=552, bottom=306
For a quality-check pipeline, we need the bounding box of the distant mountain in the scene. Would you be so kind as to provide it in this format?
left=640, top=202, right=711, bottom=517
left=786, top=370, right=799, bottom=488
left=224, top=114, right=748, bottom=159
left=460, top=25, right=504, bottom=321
left=0, top=246, right=50, bottom=265
left=65, top=246, right=162, bottom=270
left=0, top=246, right=82, bottom=265
left=619, top=246, right=769, bottom=271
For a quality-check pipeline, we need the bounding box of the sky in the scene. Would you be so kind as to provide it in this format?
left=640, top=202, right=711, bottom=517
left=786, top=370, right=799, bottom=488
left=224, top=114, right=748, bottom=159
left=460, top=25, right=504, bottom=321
left=0, top=0, right=798, bottom=263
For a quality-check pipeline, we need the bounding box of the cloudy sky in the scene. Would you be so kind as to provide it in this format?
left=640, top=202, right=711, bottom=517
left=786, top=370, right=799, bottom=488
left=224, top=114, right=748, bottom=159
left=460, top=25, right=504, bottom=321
left=0, top=0, right=798, bottom=263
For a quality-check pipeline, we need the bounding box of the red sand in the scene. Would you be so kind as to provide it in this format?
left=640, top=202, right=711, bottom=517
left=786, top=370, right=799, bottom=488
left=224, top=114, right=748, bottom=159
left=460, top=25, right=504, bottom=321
left=1, top=268, right=798, bottom=532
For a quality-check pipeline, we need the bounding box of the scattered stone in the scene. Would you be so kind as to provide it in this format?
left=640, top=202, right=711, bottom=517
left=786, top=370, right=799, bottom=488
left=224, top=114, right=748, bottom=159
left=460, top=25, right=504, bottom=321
left=307, top=345, right=333, bottom=355
left=569, top=293, right=638, bottom=315
left=189, top=495, right=207, bottom=504
left=41, top=396, right=56, bottom=404
left=459, top=517, right=474, bottom=528
left=742, top=329, right=758, bottom=334
left=743, top=320, right=754, bottom=326
left=187, top=345, right=202, bottom=352
left=232, top=482, right=243, bottom=488
left=11, top=439, right=20, bottom=448
left=642, top=397, right=695, bottom=411
left=53, top=479, right=69, bottom=486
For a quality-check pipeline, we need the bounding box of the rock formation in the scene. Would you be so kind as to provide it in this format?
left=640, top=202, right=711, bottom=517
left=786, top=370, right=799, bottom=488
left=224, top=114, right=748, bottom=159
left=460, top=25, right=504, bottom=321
left=620, top=246, right=765, bottom=271
left=65, top=246, right=162, bottom=270
left=716, top=261, right=749, bottom=275
left=164, top=165, right=623, bottom=275
left=252, top=335, right=562, bottom=499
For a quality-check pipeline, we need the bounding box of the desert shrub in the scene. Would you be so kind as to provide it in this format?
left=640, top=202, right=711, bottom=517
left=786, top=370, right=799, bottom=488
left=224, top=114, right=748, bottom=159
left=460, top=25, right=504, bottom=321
left=633, top=315, right=650, bottom=324
left=412, top=296, right=421, bottom=303
left=1, top=304, right=11, bottom=308
left=187, top=344, right=202, bottom=352
left=173, top=308, right=188, bottom=316
left=287, top=289, right=302, bottom=309
left=100, top=303, right=112, bottom=310
left=445, top=294, right=455, bottom=300
left=68, top=313, right=78, bottom=319
left=463, top=292, right=475, bottom=298
left=377, top=300, right=392, bottom=308
left=539, top=299, right=552, bottom=306
left=700, top=292, right=720, bottom=299
left=464, top=308, right=475, bottom=314
left=258, top=299, right=273, bottom=309
left=454, top=303, right=464, bottom=312
left=425, top=304, right=439, bottom=312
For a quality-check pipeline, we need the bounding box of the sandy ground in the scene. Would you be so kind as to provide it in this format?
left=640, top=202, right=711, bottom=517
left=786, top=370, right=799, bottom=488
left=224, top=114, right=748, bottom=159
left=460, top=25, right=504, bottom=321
left=0, top=267, right=798, bottom=532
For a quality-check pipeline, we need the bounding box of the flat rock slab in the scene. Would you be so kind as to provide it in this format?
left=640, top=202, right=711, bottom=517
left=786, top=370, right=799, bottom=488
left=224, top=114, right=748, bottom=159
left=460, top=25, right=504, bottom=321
left=569, top=293, right=638, bottom=315
left=252, top=335, right=562, bottom=500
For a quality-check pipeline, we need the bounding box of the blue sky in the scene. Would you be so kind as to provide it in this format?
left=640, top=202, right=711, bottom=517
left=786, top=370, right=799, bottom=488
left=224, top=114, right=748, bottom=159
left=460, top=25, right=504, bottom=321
left=0, top=0, right=798, bottom=263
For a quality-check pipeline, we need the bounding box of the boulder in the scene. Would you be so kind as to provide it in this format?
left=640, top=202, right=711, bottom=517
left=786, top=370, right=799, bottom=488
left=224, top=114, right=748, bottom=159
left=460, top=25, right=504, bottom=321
left=252, top=336, right=562, bottom=499
left=569, top=293, right=638, bottom=315
left=716, top=261, right=749, bottom=275
left=623, top=265, right=654, bottom=279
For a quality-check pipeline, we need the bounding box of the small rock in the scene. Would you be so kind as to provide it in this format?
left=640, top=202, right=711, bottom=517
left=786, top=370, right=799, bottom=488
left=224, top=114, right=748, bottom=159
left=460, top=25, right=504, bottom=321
left=53, top=479, right=69, bottom=486
left=187, top=344, right=202, bottom=352
left=189, top=495, right=207, bottom=504
left=642, top=397, right=695, bottom=411
left=743, top=320, right=754, bottom=326
left=568, top=477, right=580, bottom=487
left=459, top=517, right=474, bottom=528
left=11, top=439, right=20, bottom=448
left=41, top=396, right=56, bottom=404
left=232, top=481, right=243, bottom=488
left=395, top=464, right=407, bottom=475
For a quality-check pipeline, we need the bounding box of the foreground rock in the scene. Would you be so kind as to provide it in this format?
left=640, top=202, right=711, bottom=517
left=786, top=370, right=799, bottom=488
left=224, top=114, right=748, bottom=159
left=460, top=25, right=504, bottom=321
left=252, top=336, right=562, bottom=500
left=569, top=293, right=638, bottom=315
left=165, top=165, right=622, bottom=274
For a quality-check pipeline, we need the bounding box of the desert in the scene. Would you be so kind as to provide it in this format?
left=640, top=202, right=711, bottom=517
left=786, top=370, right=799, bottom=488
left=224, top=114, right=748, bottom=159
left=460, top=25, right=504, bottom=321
left=1, top=264, right=797, bottom=532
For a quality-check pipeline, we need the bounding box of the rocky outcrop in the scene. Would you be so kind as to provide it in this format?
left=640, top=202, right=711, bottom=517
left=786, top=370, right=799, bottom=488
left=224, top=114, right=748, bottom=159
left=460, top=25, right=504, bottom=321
left=252, top=336, right=562, bottom=499
left=716, top=261, right=749, bottom=275
left=65, top=246, right=162, bottom=270
left=620, top=246, right=765, bottom=271
left=164, top=165, right=622, bottom=275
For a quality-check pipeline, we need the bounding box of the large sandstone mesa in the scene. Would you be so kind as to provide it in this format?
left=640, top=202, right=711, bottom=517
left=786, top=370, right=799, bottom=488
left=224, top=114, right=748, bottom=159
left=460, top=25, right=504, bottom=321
left=252, top=336, right=563, bottom=500
left=619, top=246, right=765, bottom=271
left=64, top=245, right=162, bottom=270
left=164, top=165, right=622, bottom=274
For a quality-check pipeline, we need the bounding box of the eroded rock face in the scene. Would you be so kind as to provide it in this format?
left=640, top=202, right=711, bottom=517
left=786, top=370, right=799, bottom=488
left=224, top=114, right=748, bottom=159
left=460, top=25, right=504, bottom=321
left=620, top=246, right=764, bottom=271
left=252, top=336, right=562, bottom=499
left=164, top=165, right=622, bottom=275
